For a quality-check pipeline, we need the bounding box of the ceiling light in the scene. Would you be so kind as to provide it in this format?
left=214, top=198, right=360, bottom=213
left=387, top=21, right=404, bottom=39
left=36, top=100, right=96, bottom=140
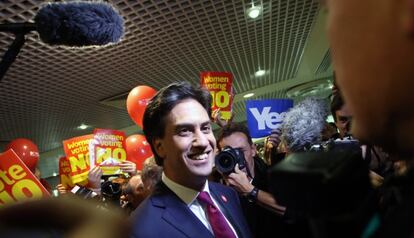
left=247, top=5, right=262, bottom=19
left=77, top=124, right=89, bottom=130
left=244, top=93, right=255, bottom=98
left=255, top=69, right=266, bottom=77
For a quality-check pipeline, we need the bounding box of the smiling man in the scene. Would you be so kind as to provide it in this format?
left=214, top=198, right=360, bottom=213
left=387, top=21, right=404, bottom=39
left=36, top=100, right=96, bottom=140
left=130, top=82, right=251, bottom=238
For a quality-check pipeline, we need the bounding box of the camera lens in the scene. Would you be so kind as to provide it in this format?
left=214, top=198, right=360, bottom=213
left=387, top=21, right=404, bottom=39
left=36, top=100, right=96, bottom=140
left=215, top=150, right=236, bottom=175
left=219, top=154, right=233, bottom=168
left=102, top=181, right=122, bottom=199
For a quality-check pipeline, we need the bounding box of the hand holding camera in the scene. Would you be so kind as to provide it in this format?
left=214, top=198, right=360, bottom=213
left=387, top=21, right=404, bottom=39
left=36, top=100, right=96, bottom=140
left=224, top=164, right=254, bottom=196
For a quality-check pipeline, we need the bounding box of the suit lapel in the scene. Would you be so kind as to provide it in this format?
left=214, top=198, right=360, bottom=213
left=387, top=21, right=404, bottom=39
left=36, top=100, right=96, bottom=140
left=209, top=183, right=246, bottom=238
left=153, top=182, right=213, bottom=238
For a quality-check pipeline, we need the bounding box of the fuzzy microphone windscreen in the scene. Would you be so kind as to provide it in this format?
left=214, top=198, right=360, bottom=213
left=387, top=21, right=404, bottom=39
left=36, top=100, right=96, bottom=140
left=34, top=1, right=124, bottom=47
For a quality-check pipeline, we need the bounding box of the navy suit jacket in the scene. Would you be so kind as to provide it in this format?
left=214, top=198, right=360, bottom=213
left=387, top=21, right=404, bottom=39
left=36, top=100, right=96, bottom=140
left=130, top=181, right=252, bottom=238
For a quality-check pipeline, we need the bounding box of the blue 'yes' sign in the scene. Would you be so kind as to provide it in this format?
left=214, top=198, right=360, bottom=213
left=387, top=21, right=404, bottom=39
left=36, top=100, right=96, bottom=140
left=246, top=99, right=293, bottom=138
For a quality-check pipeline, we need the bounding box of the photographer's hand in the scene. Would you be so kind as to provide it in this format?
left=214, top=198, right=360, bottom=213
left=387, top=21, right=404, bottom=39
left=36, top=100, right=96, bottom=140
left=226, top=164, right=286, bottom=215
left=225, top=164, right=254, bottom=196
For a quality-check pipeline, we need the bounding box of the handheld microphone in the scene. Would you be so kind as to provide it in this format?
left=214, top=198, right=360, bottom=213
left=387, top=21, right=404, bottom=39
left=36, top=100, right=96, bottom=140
left=0, top=1, right=124, bottom=81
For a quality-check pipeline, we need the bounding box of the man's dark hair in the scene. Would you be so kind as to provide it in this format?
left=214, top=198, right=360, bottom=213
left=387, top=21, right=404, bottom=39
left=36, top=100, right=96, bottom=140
left=217, top=122, right=253, bottom=151
left=330, top=93, right=345, bottom=122
left=142, top=81, right=212, bottom=166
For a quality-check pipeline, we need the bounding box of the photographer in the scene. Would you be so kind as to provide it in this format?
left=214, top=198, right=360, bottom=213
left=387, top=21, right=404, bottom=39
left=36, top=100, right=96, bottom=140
left=216, top=122, right=287, bottom=238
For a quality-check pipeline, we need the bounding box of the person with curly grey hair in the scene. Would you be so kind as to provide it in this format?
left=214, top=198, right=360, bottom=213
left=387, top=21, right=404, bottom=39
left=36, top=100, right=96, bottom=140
left=280, top=97, right=328, bottom=153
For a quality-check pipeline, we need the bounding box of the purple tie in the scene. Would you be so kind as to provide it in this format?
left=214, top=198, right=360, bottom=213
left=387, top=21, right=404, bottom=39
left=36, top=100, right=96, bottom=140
left=197, top=191, right=237, bottom=238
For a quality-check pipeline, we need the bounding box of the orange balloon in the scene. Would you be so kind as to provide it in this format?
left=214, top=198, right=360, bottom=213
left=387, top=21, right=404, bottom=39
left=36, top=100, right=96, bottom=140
left=5, top=138, right=39, bottom=172
left=126, top=134, right=153, bottom=170
left=126, top=85, right=157, bottom=128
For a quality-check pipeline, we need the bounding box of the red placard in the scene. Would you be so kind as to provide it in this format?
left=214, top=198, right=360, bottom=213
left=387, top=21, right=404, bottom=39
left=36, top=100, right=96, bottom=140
left=92, top=129, right=127, bottom=176
left=0, top=149, right=50, bottom=206
left=200, top=72, right=234, bottom=120
left=58, top=156, right=72, bottom=188
left=62, top=134, right=93, bottom=184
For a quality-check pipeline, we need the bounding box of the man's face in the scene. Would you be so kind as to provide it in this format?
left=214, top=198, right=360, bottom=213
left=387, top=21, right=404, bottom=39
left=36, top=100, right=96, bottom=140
left=334, top=104, right=352, bottom=138
left=126, top=175, right=147, bottom=209
left=325, top=0, right=414, bottom=152
left=218, top=132, right=256, bottom=174
left=154, top=99, right=216, bottom=189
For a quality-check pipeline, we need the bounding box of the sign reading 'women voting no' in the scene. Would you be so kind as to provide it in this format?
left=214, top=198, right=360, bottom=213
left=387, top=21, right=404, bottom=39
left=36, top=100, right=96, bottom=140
left=246, top=99, right=293, bottom=138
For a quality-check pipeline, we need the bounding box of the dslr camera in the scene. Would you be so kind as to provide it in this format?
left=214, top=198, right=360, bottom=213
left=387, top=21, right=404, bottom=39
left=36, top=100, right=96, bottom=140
left=215, top=146, right=247, bottom=175
left=101, top=180, right=122, bottom=205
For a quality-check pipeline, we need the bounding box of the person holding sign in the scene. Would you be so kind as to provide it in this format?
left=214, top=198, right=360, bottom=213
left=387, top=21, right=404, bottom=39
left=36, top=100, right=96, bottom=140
left=130, top=81, right=251, bottom=238
left=0, top=150, right=50, bottom=206
left=200, top=71, right=234, bottom=121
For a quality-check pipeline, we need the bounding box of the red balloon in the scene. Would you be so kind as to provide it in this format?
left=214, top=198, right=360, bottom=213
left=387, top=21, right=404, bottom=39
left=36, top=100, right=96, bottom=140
left=126, top=85, right=157, bottom=128
left=5, top=138, right=39, bottom=172
left=126, top=134, right=153, bottom=170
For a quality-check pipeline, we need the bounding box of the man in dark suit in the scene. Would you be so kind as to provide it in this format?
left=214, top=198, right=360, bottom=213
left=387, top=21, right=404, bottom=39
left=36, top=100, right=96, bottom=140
left=130, top=81, right=251, bottom=238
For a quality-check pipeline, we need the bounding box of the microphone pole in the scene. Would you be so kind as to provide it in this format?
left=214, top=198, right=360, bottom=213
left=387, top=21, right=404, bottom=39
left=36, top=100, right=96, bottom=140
left=0, top=23, right=37, bottom=82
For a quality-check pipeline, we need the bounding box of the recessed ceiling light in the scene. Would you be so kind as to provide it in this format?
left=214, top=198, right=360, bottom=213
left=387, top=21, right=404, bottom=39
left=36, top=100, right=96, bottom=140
left=247, top=5, right=261, bottom=19
left=244, top=93, right=255, bottom=98
left=255, top=69, right=266, bottom=77
left=52, top=172, right=58, bottom=176
left=77, top=124, right=89, bottom=130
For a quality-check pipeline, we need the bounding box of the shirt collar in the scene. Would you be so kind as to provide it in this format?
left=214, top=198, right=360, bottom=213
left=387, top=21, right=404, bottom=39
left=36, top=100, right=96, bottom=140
left=162, top=172, right=210, bottom=205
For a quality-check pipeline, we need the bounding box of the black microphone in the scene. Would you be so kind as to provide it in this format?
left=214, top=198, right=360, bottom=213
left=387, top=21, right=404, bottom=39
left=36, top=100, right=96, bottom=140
left=0, top=1, right=124, bottom=81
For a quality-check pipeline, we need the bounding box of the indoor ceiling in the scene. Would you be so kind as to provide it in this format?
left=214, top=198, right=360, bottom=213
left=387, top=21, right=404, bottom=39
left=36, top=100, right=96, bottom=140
left=0, top=0, right=332, bottom=177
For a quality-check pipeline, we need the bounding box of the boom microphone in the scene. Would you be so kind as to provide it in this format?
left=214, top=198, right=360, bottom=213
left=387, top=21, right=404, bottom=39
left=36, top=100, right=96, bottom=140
left=0, top=1, right=124, bottom=46
left=0, top=1, right=124, bottom=81
left=35, top=2, right=124, bottom=46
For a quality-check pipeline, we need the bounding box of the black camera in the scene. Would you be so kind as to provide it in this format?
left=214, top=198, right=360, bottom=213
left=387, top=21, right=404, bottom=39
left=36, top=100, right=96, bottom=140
left=215, top=146, right=247, bottom=175
left=101, top=180, right=122, bottom=202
